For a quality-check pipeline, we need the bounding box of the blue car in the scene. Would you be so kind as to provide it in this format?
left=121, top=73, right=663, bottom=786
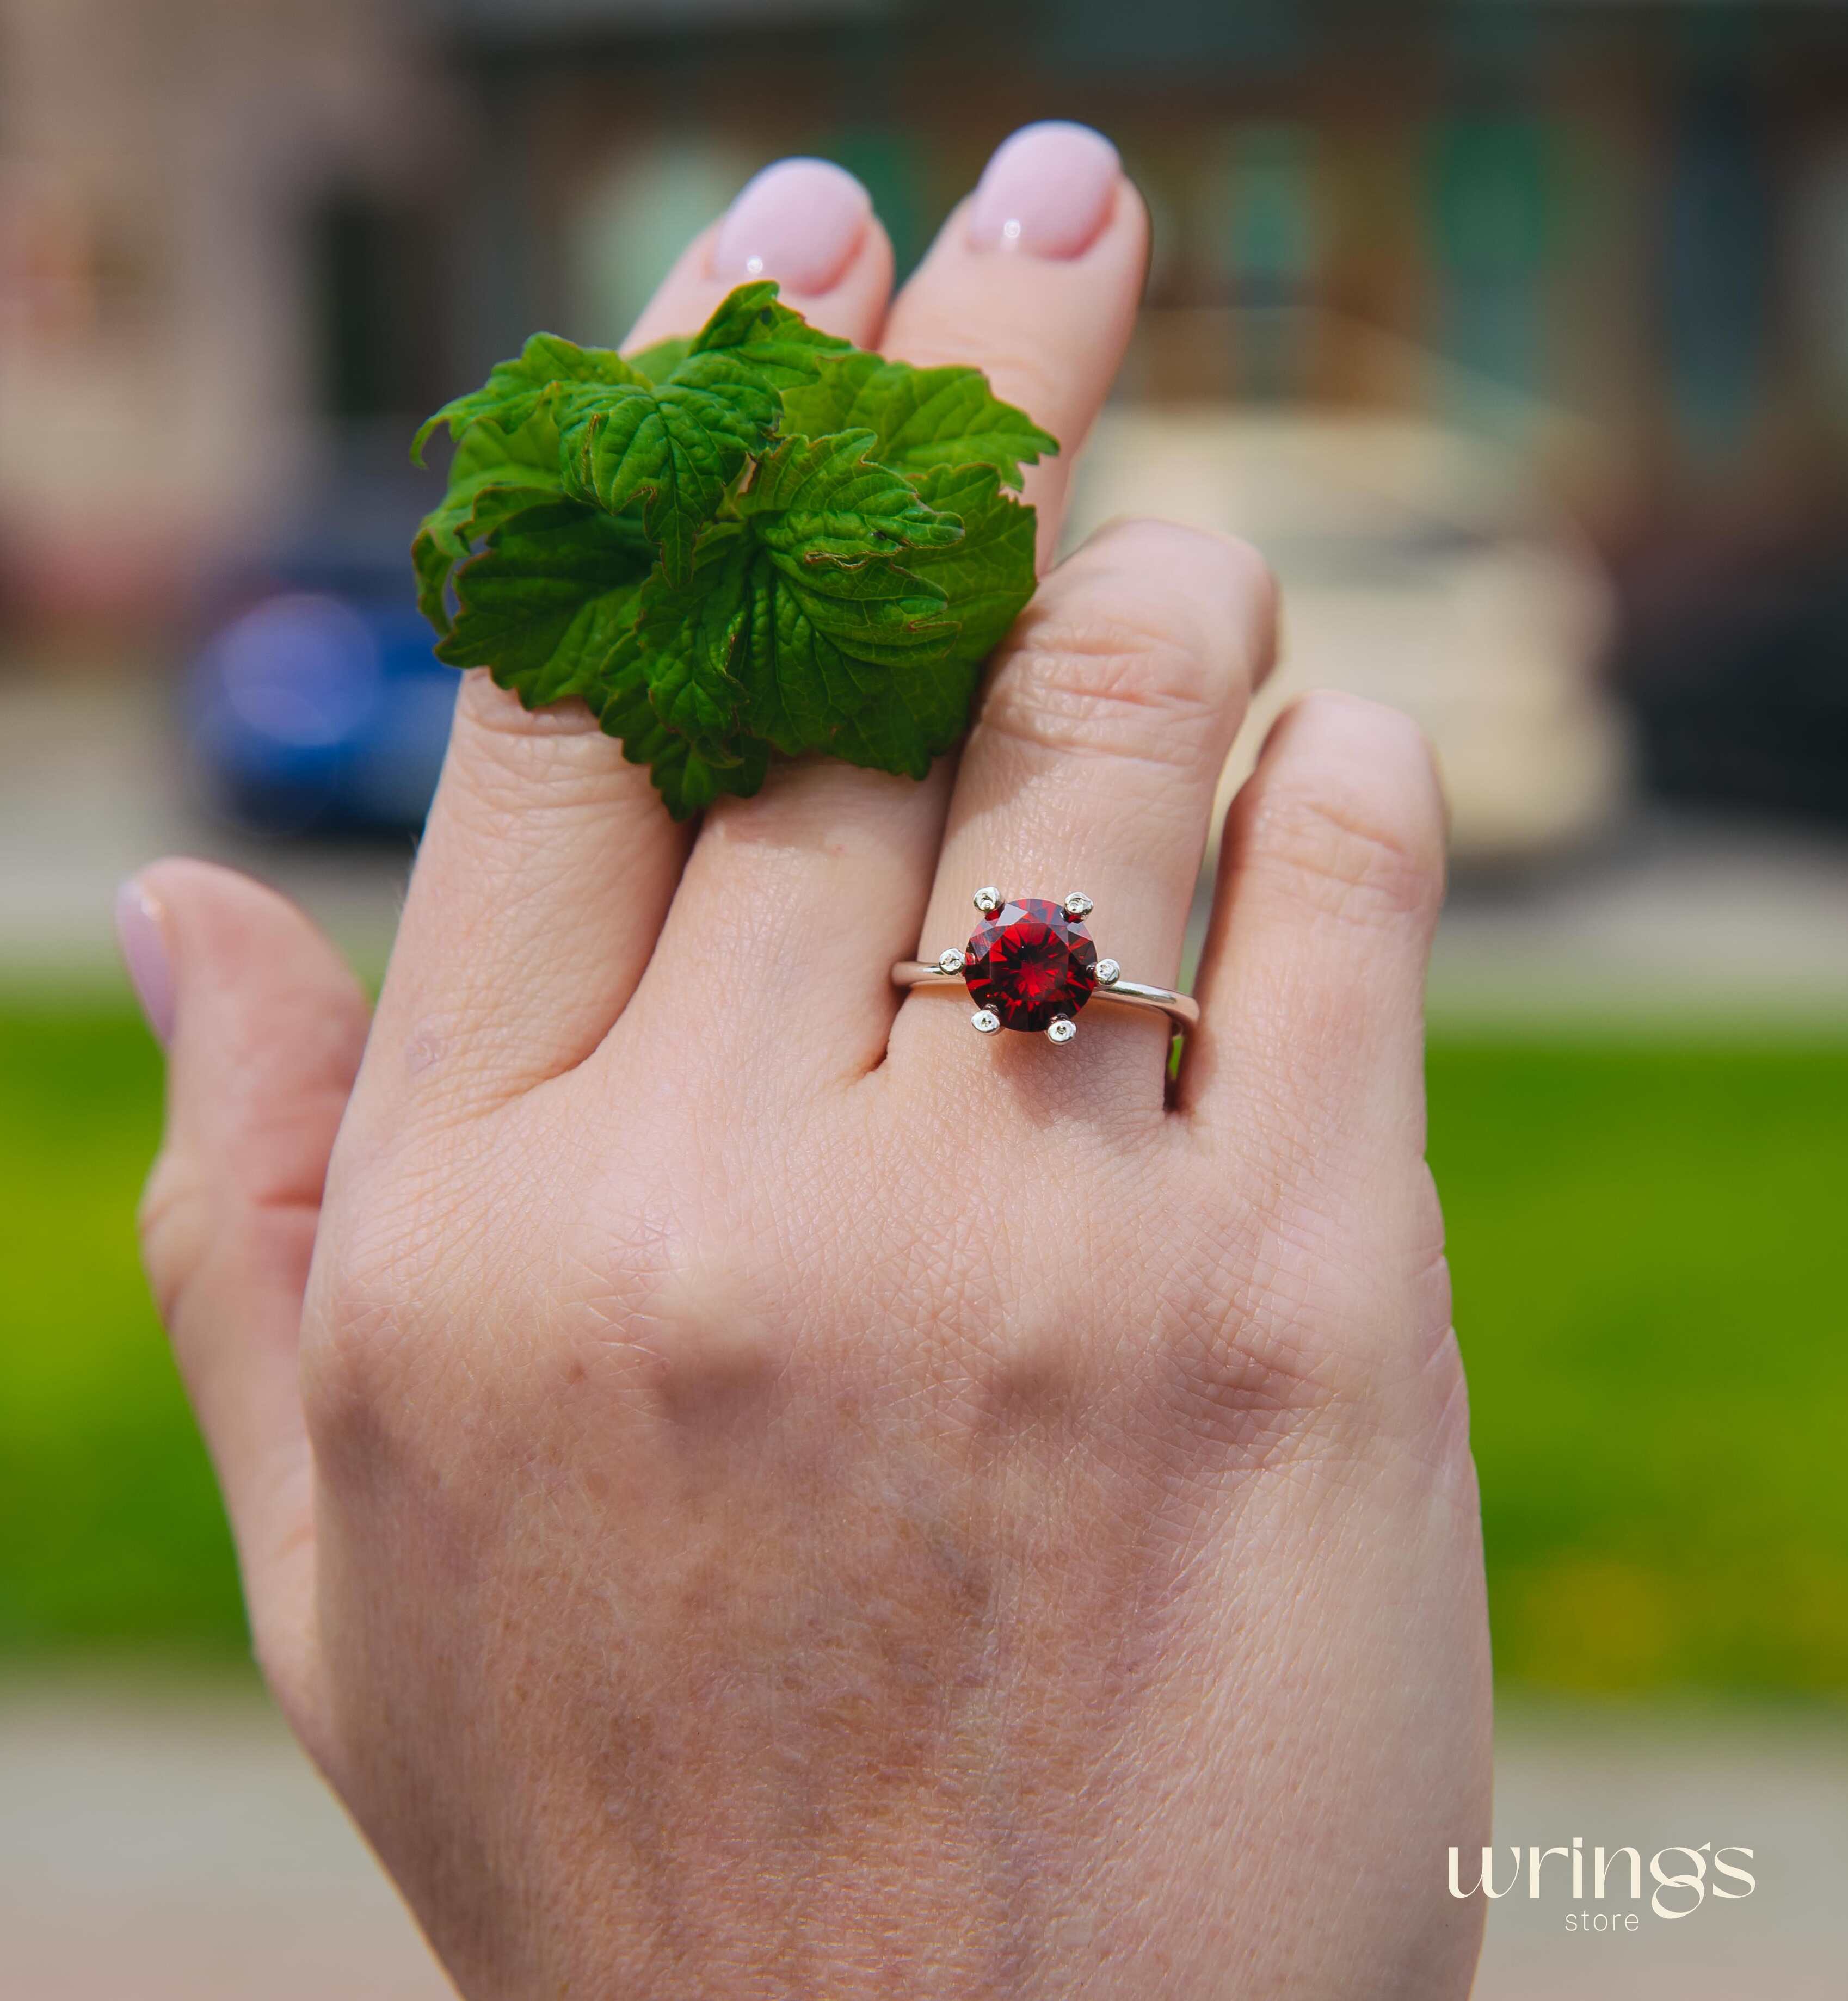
left=185, top=529, right=458, bottom=837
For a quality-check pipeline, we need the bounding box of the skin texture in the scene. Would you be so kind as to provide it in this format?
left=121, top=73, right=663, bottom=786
left=131, top=129, right=1492, bottom=1999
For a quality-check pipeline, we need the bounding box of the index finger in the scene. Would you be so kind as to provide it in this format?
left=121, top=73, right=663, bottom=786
left=356, top=163, right=895, bottom=1135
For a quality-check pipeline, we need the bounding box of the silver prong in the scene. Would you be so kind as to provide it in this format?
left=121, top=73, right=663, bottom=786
left=1046, top=1017, right=1077, bottom=1045
left=937, top=947, right=966, bottom=975
left=971, top=1009, right=1001, bottom=1035
left=1062, top=892, right=1093, bottom=919
left=1095, top=958, right=1121, bottom=986
left=973, top=886, right=1001, bottom=915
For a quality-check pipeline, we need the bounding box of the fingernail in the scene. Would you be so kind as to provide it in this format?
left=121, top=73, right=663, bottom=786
left=115, top=878, right=176, bottom=1047
left=712, top=158, right=871, bottom=294
left=967, top=121, right=1120, bottom=258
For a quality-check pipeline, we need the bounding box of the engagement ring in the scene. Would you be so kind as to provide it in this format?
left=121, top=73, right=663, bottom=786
left=891, top=890, right=1200, bottom=1044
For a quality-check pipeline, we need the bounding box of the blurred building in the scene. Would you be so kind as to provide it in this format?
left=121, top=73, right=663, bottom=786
left=0, top=0, right=449, bottom=633
left=3, top=0, right=1845, bottom=826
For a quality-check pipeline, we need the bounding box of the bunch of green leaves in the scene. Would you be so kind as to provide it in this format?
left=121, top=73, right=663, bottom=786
left=412, top=283, right=1055, bottom=817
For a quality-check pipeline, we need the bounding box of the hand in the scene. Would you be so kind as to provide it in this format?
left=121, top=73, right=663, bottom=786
left=127, top=126, right=1490, bottom=1998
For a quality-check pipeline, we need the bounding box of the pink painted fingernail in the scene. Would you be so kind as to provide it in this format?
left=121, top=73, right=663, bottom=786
left=115, top=878, right=175, bottom=1047
left=712, top=158, right=871, bottom=294
left=966, top=121, right=1120, bottom=259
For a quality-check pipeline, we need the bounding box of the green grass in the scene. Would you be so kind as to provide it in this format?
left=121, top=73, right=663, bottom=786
left=0, top=997, right=244, bottom=1653
left=2, top=997, right=1844, bottom=1693
left=1432, top=1037, right=1848, bottom=1698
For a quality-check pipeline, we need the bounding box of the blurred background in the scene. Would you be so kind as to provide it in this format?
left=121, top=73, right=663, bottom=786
left=2, top=2, right=1845, bottom=1997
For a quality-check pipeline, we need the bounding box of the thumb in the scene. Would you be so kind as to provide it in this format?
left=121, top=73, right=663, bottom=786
left=120, top=859, right=369, bottom=1737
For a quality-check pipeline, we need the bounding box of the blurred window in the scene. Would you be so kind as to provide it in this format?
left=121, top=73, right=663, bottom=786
left=310, top=191, right=440, bottom=425
left=1213, top=123, right=1323, bottom=402
left=1664, top=85, right=1772, bottom=469
left=1042, top=0, right=1303, bottom=69
left=1223, top=123, right=1321, bottom=306
left=443, top=0, right=889, bottom=28
left=818, top=128, right=926, bottom=280
left=1427, top=116, right=1555, bottom=398
left=1792, top=139, right=1848, bottom=433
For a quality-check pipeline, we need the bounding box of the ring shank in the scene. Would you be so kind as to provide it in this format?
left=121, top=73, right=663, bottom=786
left=890, top=961, right=1200, bottom=1033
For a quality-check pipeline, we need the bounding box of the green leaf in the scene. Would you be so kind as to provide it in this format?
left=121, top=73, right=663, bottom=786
left=658, top=733, right=772, bottom=818
left=820, top=649, right=985, bottom=780
left=410, top=285, right=1054, bottom=815
left=557, top=282, right=851, bottom=584
left=632, top=528, right=755, bottom=758
left=436, top=502, right=653, bottom=709
left=737, top=430, right=965, bottom=566
left=411, top=414, right=569, bottom=635
left=780, top=351, right=1056, bottom=490
left=627, top=335, right=692, bottom=384
left=636, top=444, right=959, bottom=761
left=597, top=647, right=771, bottom=820
left=898, top=462, right=1039, bottom=665
left=823, top=466, right=1037, bottom=778
left=557, top=380, right=763, bottom=586
left=682, top=281, right=852, bottom=390
left=737, top=558, right=938, bottom=756
left=412, top=334, right=642, bottom=462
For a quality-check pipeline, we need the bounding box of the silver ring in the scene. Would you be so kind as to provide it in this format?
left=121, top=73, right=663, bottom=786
left=891, top=889, right=1200, bottom=1045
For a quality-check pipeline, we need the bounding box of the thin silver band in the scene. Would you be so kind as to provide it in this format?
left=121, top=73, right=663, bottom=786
left=890, top=960, right=1201, bottom=1033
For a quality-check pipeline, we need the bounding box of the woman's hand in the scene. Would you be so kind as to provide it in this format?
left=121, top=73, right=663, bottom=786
left=125, top=126, right=1490, bottom=1998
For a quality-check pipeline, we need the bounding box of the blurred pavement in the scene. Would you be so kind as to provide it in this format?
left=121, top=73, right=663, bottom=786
left=1475, top=1706, right=1848, bottom=2000
left=0, top=1676, right=451, bottom=2001
left=1, top=1677, right=1841, bottom=2000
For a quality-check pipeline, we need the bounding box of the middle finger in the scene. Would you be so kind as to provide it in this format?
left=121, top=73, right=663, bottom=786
left=625, top=125, right=1150, bottom=1101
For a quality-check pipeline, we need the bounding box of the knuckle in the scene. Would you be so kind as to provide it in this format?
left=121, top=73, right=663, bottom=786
left=137, top=1151, right=211, bottom=1331
left=1089, top=517, right=1278, bottom=669
left=1145, top=1208, right=1352, bottom=1463
left=977, top=518, right=1274, bottom=775
left=1218, top=532, right=1281, bottom=666
left=1156, top=1312, right=1344, bottom=1467
left=1252, top=754, right=1444, bottom=928
left=454, top=668, right=586, bottom=743
left=574, top=1221, right=797, bottom=1429
left=1224, top=1182, right=1453, bottom=1419
left=983, top=600, right=1231, bottom=776
left=447, top=674, right=624, bottom=817
left=962, top=1314, right=1094, bottom=1439
left=299, top=1217, right=426, bottom=1459
left=1099, top=516, right=1276, bottom=613
left=629, top=1292, right=790, bottom=1428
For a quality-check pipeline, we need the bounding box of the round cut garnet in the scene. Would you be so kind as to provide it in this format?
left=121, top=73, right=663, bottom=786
left=964, top=898, right=1098, bottom=1033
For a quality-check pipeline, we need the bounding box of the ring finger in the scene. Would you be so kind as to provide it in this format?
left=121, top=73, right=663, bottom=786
left=889, top=518, right=1277, bottom=1113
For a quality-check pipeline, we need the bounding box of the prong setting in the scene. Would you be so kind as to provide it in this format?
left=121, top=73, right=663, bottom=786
left=891, top=904, right=1200, bottom=1035
left=1062, top=892, right=1093, bottom=918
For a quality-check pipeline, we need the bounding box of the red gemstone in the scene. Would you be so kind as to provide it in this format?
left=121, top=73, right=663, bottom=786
left=964, top=898, right=1098, bottom=1033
